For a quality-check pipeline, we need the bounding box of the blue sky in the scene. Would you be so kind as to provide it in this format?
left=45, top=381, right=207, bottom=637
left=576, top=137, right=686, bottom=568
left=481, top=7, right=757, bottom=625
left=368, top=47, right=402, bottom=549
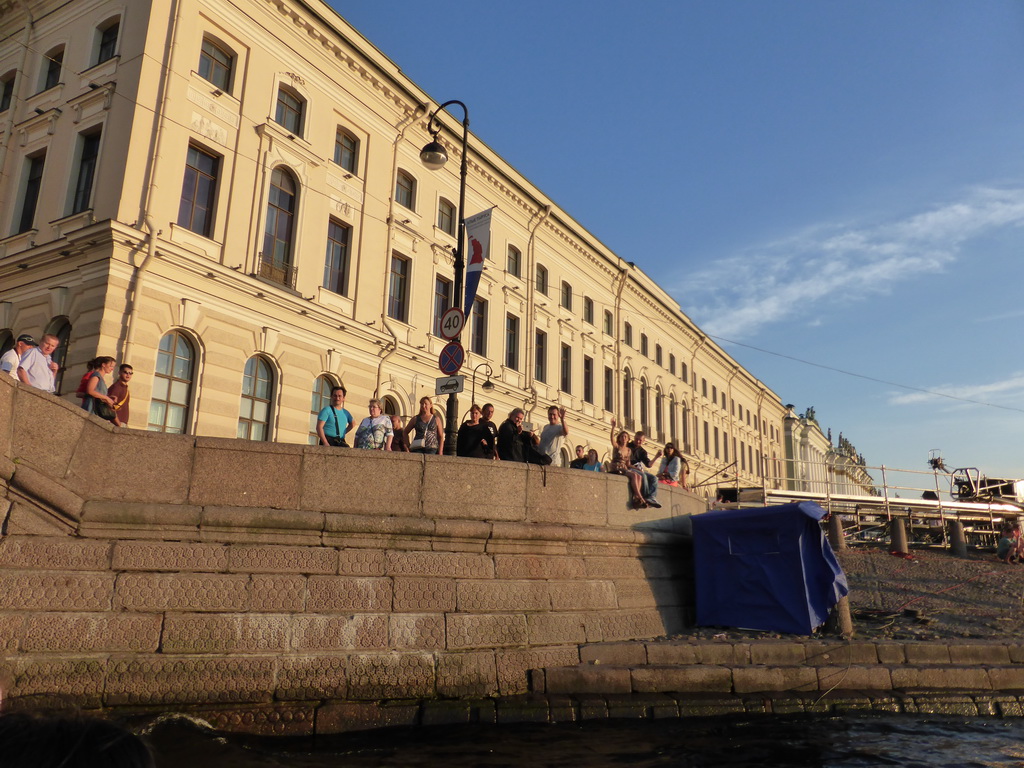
left=329, top=0, right=1024, bottom=480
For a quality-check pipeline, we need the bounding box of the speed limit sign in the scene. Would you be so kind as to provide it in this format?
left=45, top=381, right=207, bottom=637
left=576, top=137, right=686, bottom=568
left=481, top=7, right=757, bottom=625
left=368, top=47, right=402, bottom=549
left=439, top=307, right=465, bottom=340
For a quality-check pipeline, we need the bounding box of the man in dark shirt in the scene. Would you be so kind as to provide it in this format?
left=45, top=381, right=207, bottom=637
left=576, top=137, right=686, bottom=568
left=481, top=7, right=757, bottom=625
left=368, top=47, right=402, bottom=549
left=569, top=444, right=587, bottom=469
left=107, top=364, right=132, bottom=426
left=629, top=431, right=662, bottom=508
left=497, top=408, right=529, bottom=462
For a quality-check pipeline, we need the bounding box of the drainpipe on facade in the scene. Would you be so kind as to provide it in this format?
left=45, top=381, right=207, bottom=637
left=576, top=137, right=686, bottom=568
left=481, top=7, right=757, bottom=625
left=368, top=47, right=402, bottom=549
left=522, top=204, right=551, bottom=424
left=123, top=0, right=183, bottom=363
left=0, top=3, right=34, bottom=205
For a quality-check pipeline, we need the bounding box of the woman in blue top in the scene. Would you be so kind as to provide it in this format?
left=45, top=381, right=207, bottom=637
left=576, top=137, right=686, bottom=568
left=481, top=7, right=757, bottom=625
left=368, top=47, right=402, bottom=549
left=316, top=385, right=354, bottom=446
left=82, top=356, right=118, bottom=424
left=583, top=448, right=604, bottom=472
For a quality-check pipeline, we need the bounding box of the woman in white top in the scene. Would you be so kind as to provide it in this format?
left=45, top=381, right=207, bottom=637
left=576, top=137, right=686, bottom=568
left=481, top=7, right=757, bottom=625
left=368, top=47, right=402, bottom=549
left=354, top=399, right=393, bottom=450
left=658, top=443, right=683, bottom=486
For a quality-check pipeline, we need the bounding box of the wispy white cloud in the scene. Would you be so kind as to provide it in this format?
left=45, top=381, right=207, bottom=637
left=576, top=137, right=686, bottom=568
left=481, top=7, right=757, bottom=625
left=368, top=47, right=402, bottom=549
left=681, top=187, right=1024, bottom=338
left=888, top=371, right=1024, bottom=407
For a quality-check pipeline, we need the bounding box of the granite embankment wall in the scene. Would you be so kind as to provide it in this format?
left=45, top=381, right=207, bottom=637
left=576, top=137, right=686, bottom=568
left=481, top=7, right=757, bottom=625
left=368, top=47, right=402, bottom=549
left=0, top=375, right=701, bottom=729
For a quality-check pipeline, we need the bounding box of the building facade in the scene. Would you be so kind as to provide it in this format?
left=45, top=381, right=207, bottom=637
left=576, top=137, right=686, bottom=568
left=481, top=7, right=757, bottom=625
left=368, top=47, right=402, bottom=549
left=0, top=0, right=786, bottom=492
left=783, top=406, right=876, bottom=496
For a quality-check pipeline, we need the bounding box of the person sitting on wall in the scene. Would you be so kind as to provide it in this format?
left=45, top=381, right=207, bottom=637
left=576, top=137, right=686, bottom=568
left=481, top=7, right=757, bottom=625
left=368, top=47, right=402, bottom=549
left=609, top=418, right=648, bottom=508
left=457, top=404, right=496, bottom=459
left=629, top=430, right=662, bottom=508
left=315, top=385, right=354, bottom=447
left=658, top=442, right=683, bottom=485
left=996, top=520, right=1023, bottom=564
left=569, top=444, right=588, bottom=469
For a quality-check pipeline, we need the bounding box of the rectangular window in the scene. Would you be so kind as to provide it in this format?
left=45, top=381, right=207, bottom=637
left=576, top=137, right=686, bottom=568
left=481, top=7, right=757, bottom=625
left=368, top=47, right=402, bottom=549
left=437, top=198, right=455, bottom=236
left=560, top=343, right=572, bottom=393
left=560, top=281, right=573, bottom=311
left=274, top=87, right=303, bottom=134
left=624, top=323, right=633, bottom=346
left=323, top=218, right=351, bottom=295
left=471, top=298, right=487, bottom=355
left=703, top=421, right=710, bottom=454
left=505, top=314, right=520, bottom=370
left=702, top=379, right=708, bottom=398
left=723, top=431, right=729, bottom=462
left=334, top=129, right=358, bottom=174
left=0, top=75, right=14, bottom=113
left=681, top=361, right=688, bottom=384
left=604, top=366, right=614, bottom=412
left=534, top=330, right=547, bottom=382
left=507, top=245, right=521, bottom=277
left=199, top=39, right=232, bottom=91
left=177, top=144, right=219, bottom=237
left=536, top=264, right=548, bottom=295
left=71, top=130, right=101, bottom=214
left=433, top=276, right=452, bottom=336
left=669, top=353, right=676, bottom=376
left=97, top=22, right=119, bottom=64
left=583, top=356, right=594, bottom=404
left=396, top=170, right=415, bottom=210
left=43, top=49, right=63, bottom=91
left=17, top=153, right=46, bottom=234
left=712, top=385, right=717, bottom=403
left=640, top=333, right=648, bottom=357
left=387, top=254, right=410, bottom=322
left=741, top=440, right=746, bottom=471
left=583, top=297, right=594, bottom=325
left=603, top=310, right=613, bottom=336
left=655, top=344, right=663, bottom=367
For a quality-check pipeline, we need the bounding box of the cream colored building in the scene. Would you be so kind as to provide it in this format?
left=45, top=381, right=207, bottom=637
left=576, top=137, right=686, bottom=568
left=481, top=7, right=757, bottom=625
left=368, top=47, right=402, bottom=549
left=783, top=406, right=876, bottom=496
left=0, top=0, right=786, bottom=490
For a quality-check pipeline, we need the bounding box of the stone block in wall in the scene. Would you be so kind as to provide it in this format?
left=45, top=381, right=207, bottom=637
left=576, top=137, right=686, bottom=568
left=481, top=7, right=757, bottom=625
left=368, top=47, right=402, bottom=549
left=393, top=577, right=456, bottom=612
left=337, top=549, right=386, bottom=576
left=323, top=513, right=433, bottom=546
left=525, top=469, right=608, bottom=528
left=228, top=544, right=337, bottom=574
left=0, top=570, right=113, bottom=611
left=890, top=666, right=991, bottom=691
left=432, top=518, right=492, bottom=543
left=389, top=614, right=445, bottom=650
left=22, top=612, right=161, bottom=653
left=200, top=506, right=324, bottom=546
left=948, top=645, right=1012, bottom=665
left=306, top=576, right=392, bottom=612
left=250, top=574, right=306, bottom=612
left=803, top=642, right=881, bottom=666
left=105, top=655, right=277, bottom=705
left=190, top=439, right=303, bottom=509
left=203, top=705, right=317, bottom=737
left=11, top=388, right=86, bottom=480
left=3, top=500, right=75, bottom=536
left=583, top=556, right=646, bottom=580
left=68, top=429, right=194, bottom=504
left=457, top=580, right=551, bottom=612
left=527, top=612, right=589, bottom=646
left=749, top=643, right=807, bottom=666
left=549, top=581, right=617, bottom=611
left=544, top=665, right=631, bottom=695
left=598, top=609, right=665, bottom=642
left=645, top=642, right=699, bottom=665
left=580, top=641, right=648, bottom=666
left=422, top=457, right=528, bottom=522
left=114, top=572, right=249, bottom=612
left=276, top=655, right=347, bottom=701
left=447, top=613, right=528, bottom=649
left=987, top=667, right=1024, bottom=690
left=495, top=646, right=580, bottom=696
left=904, top=644, right=951, bottom=664
left=112, top=541, right=229, bottom=572
left=485, top=540, right=569, bottom=556
left=80, top=501, right=201, bottom=540
left=316, top=701, right=420, bottom=733
left=0, top=614, right=24, bottom=651
left=494, top=554, right=586, bottom=580
left=346, top=652, right=434, bottom=699
left=733, top=666, right=819, bottom=693
left=9, top=463, right=84, bottom=522
left=437, top=651, right=498, bottom=698
left=386, top=550, right=493, bottom=579
left=301, top=450, right=423, bottom=516
left=9, top=657, right=105, bottom=705
left=632, top=665, right=733, bottom=693
left=0, top=536, right=111, bottom=571
left=162, top=613, right=290, bottom=653
left=817, top=666, right=893, bottom=691
left=290, top=614, right=387, bottom=651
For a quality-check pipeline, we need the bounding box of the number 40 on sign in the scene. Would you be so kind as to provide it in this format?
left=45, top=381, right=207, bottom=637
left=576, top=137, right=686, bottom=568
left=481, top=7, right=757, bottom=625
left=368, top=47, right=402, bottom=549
left=439, top=307, right=465, bottom=340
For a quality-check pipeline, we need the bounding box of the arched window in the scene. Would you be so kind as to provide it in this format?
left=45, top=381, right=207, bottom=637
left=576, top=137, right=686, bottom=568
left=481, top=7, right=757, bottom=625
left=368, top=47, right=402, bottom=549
left=437, top=198, right=456, bottom=236
left=309, top=374, right=335, bottom=444
left=669, top=394, right=678, bottom=446
left=261, top=167, right=297, bottom=287
left=41, top=46, right=64, bottom=92
left=94, top=17, right=120, bottom=65
left=148, top=330, right=195, bottom=433
left=199, top=38, right=234, bottom=91
left=274, top=85, right=305, bottom=135
left=45, top=317, right=71, bottom=395
left=639, top=377, right=649, bottom=434
left=655, top=385, right=664, bottom=442
left=623, top=369, right=633, bottom=428
left=238, top=356, right=273, bottom=441
left=382, top=396, right=400, bottom=417
left=395, top=170, right=416, bottom=210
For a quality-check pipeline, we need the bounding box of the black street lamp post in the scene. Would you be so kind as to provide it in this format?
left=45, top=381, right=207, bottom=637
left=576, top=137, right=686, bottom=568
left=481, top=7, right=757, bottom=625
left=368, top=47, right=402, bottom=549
left=421, top=100, right=469, bottom=457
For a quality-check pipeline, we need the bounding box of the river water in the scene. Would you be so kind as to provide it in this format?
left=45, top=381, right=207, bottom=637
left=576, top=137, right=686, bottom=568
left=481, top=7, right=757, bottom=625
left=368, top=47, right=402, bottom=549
left=144, top=713, right=1024, bottom=767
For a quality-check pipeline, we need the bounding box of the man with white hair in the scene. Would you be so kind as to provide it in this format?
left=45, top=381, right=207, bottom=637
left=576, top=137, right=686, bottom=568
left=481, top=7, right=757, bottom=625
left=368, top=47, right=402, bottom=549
left=18, top=333, right=60, bottom=393
left=1, top=335, right=36, bottom=380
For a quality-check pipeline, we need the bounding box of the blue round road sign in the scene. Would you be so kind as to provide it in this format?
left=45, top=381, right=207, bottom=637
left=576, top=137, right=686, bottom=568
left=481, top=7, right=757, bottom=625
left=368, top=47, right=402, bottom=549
left=438, top=341, right=465, bottom=375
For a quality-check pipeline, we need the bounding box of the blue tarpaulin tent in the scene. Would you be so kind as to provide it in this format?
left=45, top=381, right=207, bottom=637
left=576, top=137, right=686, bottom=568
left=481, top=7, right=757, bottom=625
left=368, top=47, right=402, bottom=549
left=691, top=501, right=849, bottom=635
